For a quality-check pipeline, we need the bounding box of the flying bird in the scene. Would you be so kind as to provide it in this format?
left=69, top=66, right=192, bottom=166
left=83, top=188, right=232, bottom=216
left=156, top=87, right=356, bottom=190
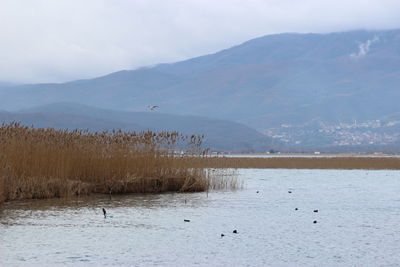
left=147, top=105, right=159, bottom=111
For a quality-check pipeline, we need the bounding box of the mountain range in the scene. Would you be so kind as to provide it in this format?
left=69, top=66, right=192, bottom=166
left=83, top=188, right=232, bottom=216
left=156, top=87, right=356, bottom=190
left=0, top=103, right=274, bottom=152
left=1, top=29, right=400, bottom=151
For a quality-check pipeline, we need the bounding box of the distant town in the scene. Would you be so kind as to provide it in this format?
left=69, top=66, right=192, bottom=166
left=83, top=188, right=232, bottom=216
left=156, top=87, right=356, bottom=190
left=265, top=119, right=400, bottom=147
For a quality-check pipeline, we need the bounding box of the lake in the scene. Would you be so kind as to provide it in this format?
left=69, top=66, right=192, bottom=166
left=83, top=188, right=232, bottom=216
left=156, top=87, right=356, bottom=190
left=1, top=169, right=400, bottom=266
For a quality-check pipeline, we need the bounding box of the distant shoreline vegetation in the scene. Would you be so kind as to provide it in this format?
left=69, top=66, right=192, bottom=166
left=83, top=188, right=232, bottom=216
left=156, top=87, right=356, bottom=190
left=0, top=122, right=238, bottom=204
left=1, top=122, right=398, bottom=205
left=185, top=156, right=400, bottom=170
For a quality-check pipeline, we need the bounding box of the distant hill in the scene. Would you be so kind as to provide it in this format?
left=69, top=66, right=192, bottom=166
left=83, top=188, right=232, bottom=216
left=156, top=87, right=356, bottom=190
left=0, top=110, right=139, bottom=132
left=0, top=103, right=276, bottom=152
left=1, top=29, right=400, bottom=150
left=0, top=82, right=17, bottom=87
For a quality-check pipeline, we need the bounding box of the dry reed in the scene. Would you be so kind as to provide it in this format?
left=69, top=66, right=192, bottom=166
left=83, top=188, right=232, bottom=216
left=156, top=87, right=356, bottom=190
left=206, top=169, right=243, bottom=190
left=0, top=122, right=236, bottom=204
left=184, top=156, right=400, bottom=170
left=0, top=176, right=4, bottom=203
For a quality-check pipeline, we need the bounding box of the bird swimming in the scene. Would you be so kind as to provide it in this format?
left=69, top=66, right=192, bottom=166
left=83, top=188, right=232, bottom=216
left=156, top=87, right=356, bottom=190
left=233, top=230, right=238, bottom=234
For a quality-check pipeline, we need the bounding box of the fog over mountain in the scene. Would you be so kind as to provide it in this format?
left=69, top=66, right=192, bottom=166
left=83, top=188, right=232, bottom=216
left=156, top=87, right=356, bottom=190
left=2, top=0, right=399, bottom=83
left=1, top=29, right=400, bottom=151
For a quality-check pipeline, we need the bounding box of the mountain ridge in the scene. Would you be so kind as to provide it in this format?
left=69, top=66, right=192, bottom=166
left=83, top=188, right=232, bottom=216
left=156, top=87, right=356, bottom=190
left=2, top=102, right=276, bottom=152
left=1, top=29, right=400, bottom=150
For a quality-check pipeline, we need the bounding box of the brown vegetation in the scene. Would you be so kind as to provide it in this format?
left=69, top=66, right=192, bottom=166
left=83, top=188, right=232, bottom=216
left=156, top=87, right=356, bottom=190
left=185, top=156, right=400, bottom=170
left=0, top=176, right=4, bottom=203
left=0, top=122, right=235, bottom=204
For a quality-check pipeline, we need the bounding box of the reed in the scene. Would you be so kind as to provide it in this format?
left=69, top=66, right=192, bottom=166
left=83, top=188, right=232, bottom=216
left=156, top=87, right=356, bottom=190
left=184, top=156, right=400, bottom=170
left=0, top=122, right=236, bottom=204
left=0, top=176, right=4, bottom=203
left=205, top=168, right=242, bottom=190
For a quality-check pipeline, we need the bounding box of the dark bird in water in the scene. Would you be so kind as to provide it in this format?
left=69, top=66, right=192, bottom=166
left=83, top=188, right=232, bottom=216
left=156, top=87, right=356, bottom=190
left=184, top=219, right=190, bottom=222
left=233, top=230, right=238, bottom=234
left=221, top=233, right=225, bottom=238
left=313, top=220, right=317, bottom=224
left=288, top=191, right=292, bottom=193
left=313, top=209, right=319, bottom=213
left=102, top=208, right=107, bottom=218
left=256, top=191, right=259, bottom=193
left=295, top=208, right=298, bottom=211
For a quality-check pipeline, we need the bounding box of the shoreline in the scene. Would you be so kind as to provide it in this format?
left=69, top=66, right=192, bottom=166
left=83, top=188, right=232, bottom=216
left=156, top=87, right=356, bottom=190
left=2, top=156, right=399, bottom=205
left=191, top=156, right=400, bottom=170
left=224, top=152, right=400, bottom=157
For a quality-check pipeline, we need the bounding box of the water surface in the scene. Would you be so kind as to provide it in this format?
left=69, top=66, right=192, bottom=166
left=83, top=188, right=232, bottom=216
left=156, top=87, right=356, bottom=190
left=1, top=169, right=400, bottom=266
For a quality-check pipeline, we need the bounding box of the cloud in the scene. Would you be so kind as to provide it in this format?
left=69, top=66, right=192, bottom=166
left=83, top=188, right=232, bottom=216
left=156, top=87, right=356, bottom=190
left=350, top=36, right=380, bottom=59
left=0, top=0, right=400, bottom=83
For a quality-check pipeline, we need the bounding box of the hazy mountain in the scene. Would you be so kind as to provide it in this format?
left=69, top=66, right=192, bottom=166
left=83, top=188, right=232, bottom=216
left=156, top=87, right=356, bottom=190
left=0, top=110, right=140, bottom=132
left=1, top=29, right=400, bottom=150
left=0, top=82, right=17, bottom=87
left=0, top=103, right=275, bottom=152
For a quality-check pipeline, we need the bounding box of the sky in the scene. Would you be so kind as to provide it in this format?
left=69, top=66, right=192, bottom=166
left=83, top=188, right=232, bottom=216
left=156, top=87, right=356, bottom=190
left=1, top=0, right=400, bottom=84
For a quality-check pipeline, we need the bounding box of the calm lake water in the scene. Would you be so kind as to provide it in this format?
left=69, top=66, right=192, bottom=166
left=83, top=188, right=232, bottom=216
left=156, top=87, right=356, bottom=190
left=1, top=169, right=400, bottom=266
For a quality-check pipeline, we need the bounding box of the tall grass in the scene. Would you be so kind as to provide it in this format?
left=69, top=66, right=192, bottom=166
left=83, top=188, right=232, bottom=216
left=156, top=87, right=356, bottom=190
left=184, top=156, right=400, bottom=170
left=0, top=176, right=4, bottom=203
left=206, top=169, right=243, bottom=190
left=0, top=122, right=234, bottom=204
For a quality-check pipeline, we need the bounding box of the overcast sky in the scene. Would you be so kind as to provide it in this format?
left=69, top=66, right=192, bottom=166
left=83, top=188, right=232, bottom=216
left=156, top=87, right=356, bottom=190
left=1, top=0, right=400, bottom=83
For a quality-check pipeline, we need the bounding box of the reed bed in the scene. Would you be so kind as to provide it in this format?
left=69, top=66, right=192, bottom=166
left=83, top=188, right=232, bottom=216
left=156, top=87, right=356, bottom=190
left=0, top=176, right=4, bottom=203
left=184, top=156, right=400, bottom=170
left=206, top=169, right=243, bottom=190
left=0, top=122, right=236, bottom=204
